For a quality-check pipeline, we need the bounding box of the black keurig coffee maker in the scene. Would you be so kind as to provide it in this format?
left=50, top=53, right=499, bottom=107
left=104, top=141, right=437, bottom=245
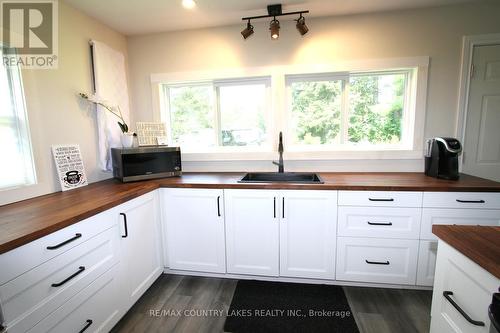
left=424, top=137, right=462, bottom=180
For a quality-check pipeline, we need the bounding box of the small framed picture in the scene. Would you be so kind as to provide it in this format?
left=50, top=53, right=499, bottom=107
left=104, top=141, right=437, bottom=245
left=52, top=144, right=88, bottom=191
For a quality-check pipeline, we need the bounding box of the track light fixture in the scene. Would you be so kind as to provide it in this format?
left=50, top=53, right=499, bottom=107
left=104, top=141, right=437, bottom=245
left=296, top=14, right=308, bottom=36
left=241, top=20, right=254, bottom=39
left=270, top=18, right=280, bottom=40
left=241, top=4, right=309, bottom=40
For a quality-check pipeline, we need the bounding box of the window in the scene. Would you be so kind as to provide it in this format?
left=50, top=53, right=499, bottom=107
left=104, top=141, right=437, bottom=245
left=287, top=70, right=413, bottom=149
left=155, top=59, right=427, bottom=160
left=0, top=46, right=36, bottom=189
left=163, top=77, right=270, bottom=152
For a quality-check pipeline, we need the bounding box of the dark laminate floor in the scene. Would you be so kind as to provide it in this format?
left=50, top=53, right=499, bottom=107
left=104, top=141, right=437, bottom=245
left=111, top=275, right=432, bottom=333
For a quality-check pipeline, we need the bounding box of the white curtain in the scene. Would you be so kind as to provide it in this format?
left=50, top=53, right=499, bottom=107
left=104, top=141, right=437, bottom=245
left=90, top=40, right=130, bottom=171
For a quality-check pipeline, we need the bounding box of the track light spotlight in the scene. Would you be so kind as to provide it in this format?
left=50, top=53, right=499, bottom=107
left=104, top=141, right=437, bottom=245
left=296, top=14, right=308, bottom=36
left=241, top=20, right=254, bottom=39
left=270, top=18, right=280, bottom=40
left=240, top=4, right=308, bottom=40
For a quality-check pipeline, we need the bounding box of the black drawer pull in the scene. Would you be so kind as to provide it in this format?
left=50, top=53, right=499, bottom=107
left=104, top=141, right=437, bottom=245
left=120, top=213, right=128, bottom=238
left=368, top=198, right=394, bottom=202
left=51, top=266, right=85, bottom=287
left=443, top=291, right=485, bottom=326
left=217, top=196, right=221, bottom=217
left=282, top=197, right=285, bottom=219
left=367, top=221, right=393, bottom=226
left=456, top=199, right=485, bottom=204
left=365, top=260, right=390, bottom=265
left=273, top=197, right=276, bottom=218
left=46, top=233, right=82, bottom=250
left=78, top=319, right=93, bottom=333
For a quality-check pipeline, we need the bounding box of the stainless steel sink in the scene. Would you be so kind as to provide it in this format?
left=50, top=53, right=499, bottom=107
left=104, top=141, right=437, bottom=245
left=238, top=172, right=324, bottom=184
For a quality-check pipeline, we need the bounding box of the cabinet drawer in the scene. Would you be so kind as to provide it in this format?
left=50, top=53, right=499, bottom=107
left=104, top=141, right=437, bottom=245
left=338, top=207, right=421, bottom=239
left=423, top=192, right=500, bottom=209
left=1, top=227, right=119, bottom=333
left=338, top=191, right=423, bottom=207
left=416, top=240, right=437, bottom=286
left=336, top=237, right=418, bottom=285
left=430, top=241, right=498, bottom=333
left=0, top=208, right=117, bottom=285
left=420, top=208, right=500, bottom=240
left=27, top=265, right=121, bottom=333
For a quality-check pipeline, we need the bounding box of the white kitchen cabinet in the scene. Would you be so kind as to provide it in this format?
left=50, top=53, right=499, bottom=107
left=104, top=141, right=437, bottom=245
left=338, top=206, right=421, bottom=239
left=416, top=240, right=438, bottom=286
left=420, top=208, right=500, bottom=240
left=162, top=188, right=226, bottom=273
left=430, top=241, right=498, bottom=333
left=117, top=191, right=163, bottom=309
left=27, top=265, right=121, bottom=333
left=336, top=237, right=419, bottom=285
left=224, top=189, right=280, bottom=277
left=279, top=190, right=337, bottom=279
left=338, top=191, right=423, bottom=207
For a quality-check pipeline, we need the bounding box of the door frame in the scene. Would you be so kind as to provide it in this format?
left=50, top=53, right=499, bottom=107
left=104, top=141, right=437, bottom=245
left=456, top=33, right=500, bottom=169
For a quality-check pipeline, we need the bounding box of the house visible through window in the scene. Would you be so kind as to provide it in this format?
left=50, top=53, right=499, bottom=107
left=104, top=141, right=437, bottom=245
left=0, top=46, right=36, bottom=189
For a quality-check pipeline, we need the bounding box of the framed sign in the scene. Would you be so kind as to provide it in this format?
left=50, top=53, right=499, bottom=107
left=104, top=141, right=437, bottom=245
left=52, top=144, right=88, bottom=191
left=136, top=122, right=167, bottom=146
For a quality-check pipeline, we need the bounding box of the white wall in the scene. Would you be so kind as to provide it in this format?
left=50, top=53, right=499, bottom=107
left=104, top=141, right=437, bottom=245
left=0, top=1, right=129, bottom=205
left=127, top=2, right=500, bottom=173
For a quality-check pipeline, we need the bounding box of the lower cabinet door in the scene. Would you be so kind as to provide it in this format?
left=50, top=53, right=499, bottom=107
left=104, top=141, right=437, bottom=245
left=162, top=188, right=226, bottom=273
left=27, top=265, right=121, bottom=333
left=118, top=192, right=163, bottom=308
left=279, top=190, right=337, bottom=279
left=416, top=240, right=437, bottom=286
left=225, top=189, right=280, bottom=277
left=430, top=241, right=498, bottom=333
left=336, top=237, right=418, bottom=285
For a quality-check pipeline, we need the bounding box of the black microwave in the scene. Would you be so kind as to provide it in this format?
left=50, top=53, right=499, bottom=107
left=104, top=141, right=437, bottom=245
left=111, top=147, right=181, bottom=182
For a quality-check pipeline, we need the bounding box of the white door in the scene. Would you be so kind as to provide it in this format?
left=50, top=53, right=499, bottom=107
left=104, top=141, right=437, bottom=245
left=162, top=188, right=226, bottom=273
left=279, top=190, right=337, bottom=279
left=463, top=44, right=500, bottom=181
left=224, top=189, right=279, bottom=276
left=118, top=192, right=163, bottom=307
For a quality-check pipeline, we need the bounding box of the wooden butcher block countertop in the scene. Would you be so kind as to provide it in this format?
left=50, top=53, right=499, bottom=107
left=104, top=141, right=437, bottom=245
left=1, top=172, right=500, bottom=254
left=433, top=225, right=500, bottom=279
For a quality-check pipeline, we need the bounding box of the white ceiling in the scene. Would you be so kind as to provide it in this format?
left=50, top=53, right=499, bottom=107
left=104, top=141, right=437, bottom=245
left=64, top=0, right=481, bottom=36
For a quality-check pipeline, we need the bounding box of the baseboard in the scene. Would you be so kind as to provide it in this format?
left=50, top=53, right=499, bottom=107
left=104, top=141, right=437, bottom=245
left=161, top=268, right=433, bottom=291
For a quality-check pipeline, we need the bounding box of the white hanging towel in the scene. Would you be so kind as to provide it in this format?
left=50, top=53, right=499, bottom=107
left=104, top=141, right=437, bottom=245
left=90, top=40, right=130, bottom=171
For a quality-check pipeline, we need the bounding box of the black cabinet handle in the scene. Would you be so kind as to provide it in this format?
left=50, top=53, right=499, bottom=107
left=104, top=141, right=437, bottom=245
left=51, top=266, right=85, bottom=287
left=78, top=319, right=93, bottom=333
left=443, top=291, right=485, bottom=326
left=368, top=198, right=394, bottom=202
left=46, top=233, right=82, bottom=250
left=120, top=213, right=128, bottom=238
left=273, top=197, right=276, bottom=218
left=282, top=197, right=285, bottom=219
left=367, top=221, right=393, bottom=226
left=365, top=260, right=390, bottom=265
left=217, top=196, right=221, bottom=217
left=456, top=199, right=485, bottom=204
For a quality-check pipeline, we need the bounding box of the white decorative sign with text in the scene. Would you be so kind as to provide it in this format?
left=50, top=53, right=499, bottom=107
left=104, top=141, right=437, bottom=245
left=52, top=144, right=88, bottom=191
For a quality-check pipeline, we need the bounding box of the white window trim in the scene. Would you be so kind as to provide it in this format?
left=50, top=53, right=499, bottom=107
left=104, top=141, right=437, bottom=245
left=151, top=56, right=429, bottom=161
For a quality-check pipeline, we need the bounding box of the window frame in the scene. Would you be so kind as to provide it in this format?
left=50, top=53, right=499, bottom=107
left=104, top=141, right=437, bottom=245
left=0, top=45, right=36, bottom=191
left=152, top=57, right=428, bottom=161
left=162, top=76, right=272, bottom=153
left=285, top=69, right=415, bottom=152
